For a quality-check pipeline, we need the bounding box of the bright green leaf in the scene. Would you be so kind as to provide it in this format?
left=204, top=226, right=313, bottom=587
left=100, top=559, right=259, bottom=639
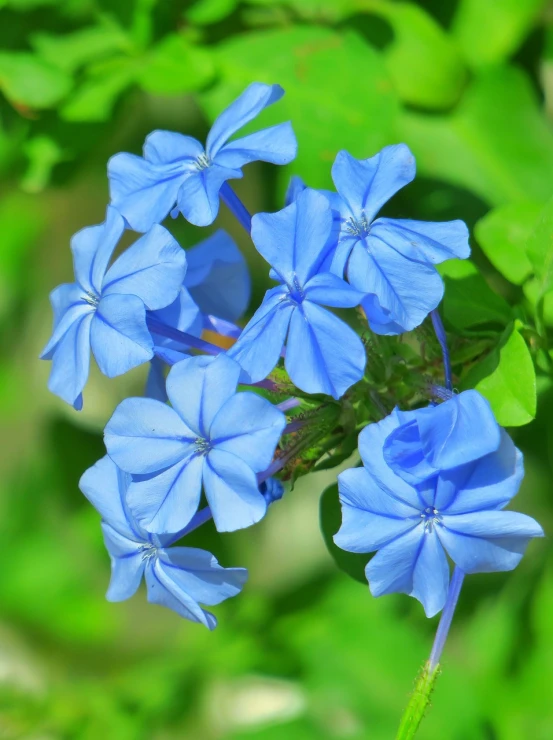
left=137, top=34, right=214, bottom=95
left=203, top=26, right=399, bottom=189
left=526, top=194, right=553, bottom=297
left=31, top=26, right=129, bottom=74
left=452, top=0, right=546, bottom=69
left=0, top=52, right=72, bottom=109
left=20, top=136, right=68, bottom=193
left=475, top=201, right=540, bottom=285
left=61, top=58, right=136, bottom=122
left=461, top=323, right=536, bottom=426
left=319, top=483, right=367, bottom=584
left=523, top=278, right=553, bottom=326
left=438, top=259, right=513, bottom=330
left=185, top=0, right=238, bottom=24
left=400, top=66, right=553, bottom=206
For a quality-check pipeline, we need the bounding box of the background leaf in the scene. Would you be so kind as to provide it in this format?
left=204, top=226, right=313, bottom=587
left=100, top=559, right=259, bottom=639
left=319, top=483, right=367, bottom=585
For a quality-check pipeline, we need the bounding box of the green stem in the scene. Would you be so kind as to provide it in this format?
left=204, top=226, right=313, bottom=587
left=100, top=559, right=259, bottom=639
left=395, top=662, right=440, bottom=740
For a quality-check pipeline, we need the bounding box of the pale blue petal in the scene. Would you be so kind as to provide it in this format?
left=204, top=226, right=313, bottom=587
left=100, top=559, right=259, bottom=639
left=70, top=206, right=125, bottom=295
left=158, top=547, right=247, bottom=605
left=104, top=397, right=196, bottom=474
left=206, top=82, right=284, bottom=158
left=143, top=130, right=204, bottom=164
left=329, top=233, right=358, bottom=279
left=331, top=145, right=415, bottom=223
left=90, top=294, right=153, bottom=378
left=102, top=225, right=186, bottom=309
left=203, top=449, right=267, bottom=532
left=215, top=122, right=297, bottom=168
left=146, top=558, right=216, bottom=628
left=285, top=175, right=307, bottom=205
left=145, top=357, right=168, bottom=402
left=127, top=454, right=204, bottom=534
left=365, top=526, right=423, bottom=597
left=108, top=152, right=184, bottom=233
left=165, top=354, right=241, bottom=437
left=361, top=293, right=405, bottom=336
left=102, top=525, right=145, bottom=601
left=285, top=301, right=365, bottom=399
left=250, top=189, right=334, bottom=286
left=185, top=229, right=250, bottom=321
left=227, top=287, right=293, bottom=384
left=410, top=530, right=450, bottom=617
left=210, top=392, right=285, bottom=472
left=46, top=283, right=84, bottom=333
left=438, top=511, right=544, bottom=573
left=370, top=217, right=470, bottom=265
left=176, top=165, right=241, bottom=227
left=47, top=311, right=93, bottom=409
left=40, top=293, right=92, bottom=359
left=303, top=272, right=364, bottom=308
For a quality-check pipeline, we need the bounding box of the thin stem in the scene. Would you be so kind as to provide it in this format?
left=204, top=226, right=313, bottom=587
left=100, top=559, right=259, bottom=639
left=428, top=566, right=465, bottom=671
left=276, top=397, right=301, bottom=413
left=146, top=315, right=221, bottom=356
left=430, top=309, right=452, bottom=391
left=220, top=182, right=252, bottom=233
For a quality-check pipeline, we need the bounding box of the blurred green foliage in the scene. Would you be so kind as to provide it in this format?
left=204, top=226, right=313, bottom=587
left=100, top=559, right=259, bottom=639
left=1, top=0, right=553, bottom=738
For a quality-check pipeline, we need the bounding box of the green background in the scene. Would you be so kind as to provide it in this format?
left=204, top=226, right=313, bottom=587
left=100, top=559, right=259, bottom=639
left=1, top=0, right=553, bottom=737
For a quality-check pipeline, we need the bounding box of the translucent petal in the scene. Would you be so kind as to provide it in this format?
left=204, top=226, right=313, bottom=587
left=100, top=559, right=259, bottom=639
left=215, top=122, right=297, bottom=169
left=47, top=311, right=93, bottom=409
left=146, top=558, right=216, bottom=628
left=143, top=130, right=204, bottom=164
left=70, top=206, right=125, bottom=295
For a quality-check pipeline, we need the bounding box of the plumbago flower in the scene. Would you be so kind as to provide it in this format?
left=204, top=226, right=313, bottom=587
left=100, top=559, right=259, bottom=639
left=108, top=82, right=297, bottom=229
left=40, top=206, right=186, bottom=409
left=104, top=354, right=286, bottom=534
left=80, top=455, right=247, bottom=628
left=320, top=145, right=471, bottom=334
left=334, top=390, right=544, bottom=617
left=228, top=188, right=366, bottom=399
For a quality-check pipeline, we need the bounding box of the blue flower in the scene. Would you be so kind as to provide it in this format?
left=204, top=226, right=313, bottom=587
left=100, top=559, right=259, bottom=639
left=104, top=354, right=286, bottom=534
left=40, top=206, right=186, bottom=410
left=227, top=189, right=366, bottom=399
left=108, top=82, right=297, bottom=230
left=80, top=455, right=247, bottom=628
left=334, top=390, right=544, bottom=617
left=321, top=145, right=471, bottom=334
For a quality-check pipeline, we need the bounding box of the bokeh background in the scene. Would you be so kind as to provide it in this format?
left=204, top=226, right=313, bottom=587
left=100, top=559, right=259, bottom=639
left=1, top=0, right=553, bottom=738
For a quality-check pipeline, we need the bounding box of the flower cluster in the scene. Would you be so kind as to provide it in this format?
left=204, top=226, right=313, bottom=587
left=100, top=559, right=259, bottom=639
left=41, top=81, right=542, bottom=629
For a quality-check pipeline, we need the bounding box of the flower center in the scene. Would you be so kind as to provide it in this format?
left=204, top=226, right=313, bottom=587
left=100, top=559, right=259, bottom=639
left=344, top=212, right=370, bottom=237
left=195, top=152, right=212, bottom=171
left=82, top=291, right=99, bottom=308
left=139, top=543, right=158, bottom=561
left=420, top=506, right=442, bottom=533
left=286, top=275, right=305, bottom=305
left=194, top=437, right=212, bottom=454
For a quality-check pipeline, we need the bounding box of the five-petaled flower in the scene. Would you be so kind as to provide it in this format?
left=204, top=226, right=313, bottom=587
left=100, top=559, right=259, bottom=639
left=228, top=189, right=366, bottom=399
left=80, top=455, right=247, bottom=628
left=108, top=82, right=297, bottom=230
left=104, top=354, right=286, bottom=534
left=40, top=206, right=186, bottom=410
left=322, top=144, right=471, bottom=334
left=334, top=390, right=544, bottom=617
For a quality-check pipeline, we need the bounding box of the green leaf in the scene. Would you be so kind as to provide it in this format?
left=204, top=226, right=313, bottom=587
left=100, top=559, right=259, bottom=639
left=0, top=52, right=72, bottom=109
left=30, top=25, right=128, bottom=73
left=203, top=26, right=399, bottom=189
left=319, top=483, right=367, bottom=584
left=523, top=278, right=553, bottom=326
left=452, top=0, right=546, bottom=69
left=137, top=34, right=214, bottom=95
left=399, top=66, right=553, bottom=207
left=20, top=136, right=68, bottom=193
left=371, top=1, right=466, bottom=109
left=185, top=0, right=238, bottom=25
left=461, top=323, right=536, bottom=426
left=526, top=194, right=553, bottom=297
left=60, top=58, right=136, bottom=122
left=438, top=259, right=513, bottom=330
left=475, top=201, right=540, bottom=285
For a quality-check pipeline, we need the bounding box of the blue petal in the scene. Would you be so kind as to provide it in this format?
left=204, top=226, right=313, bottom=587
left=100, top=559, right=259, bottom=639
left=210, top=392, right=285, bottom=472
left=145, top=357, right=168, bottom=402
left=215, top=122, right=297, bottom=168
left=143, top=130, right=204, bottom=164
left=250, top=189, right=334, bottom=286
left=108, top=152, right=184, bottom=233
left=206, top=82, right=285, bottom=158
left=79, top=454, right=141, bottom=541
left=438, top=511, right=544, bottom=574
left=40, top=291, right=92, bottom=360
left=285, top=175, right=307, bottom=205
left=150, top=287, right=203, bottom=360
left=91, top=294, right=153, bottom=378
left=44, top=283, right=84, bottom=336
left=303, top=272, right=364, bottom=308
left=285, top=301, right=365, bottom=399
left=357, top=411, right=422, bottom=509
left=176, top=165, right=241, bottom=227
left=185, top=229, right=250, bottom=321
left=410, top=529, right=450, bottom=617
left=70, top=206, right=125, bottom=295
left=146, top=557, right=216, bottom=628
left=438, top=430, right=523, bottom=514
left=384, top=391, right=501, bottom=484
left=104, top=397, right=196, bottom=474
left=101, top=225, right=186, bottom=310
left=127, top=454, right=204, bottom=534
left=165, top=354, right=241, bottom=438
left=47, top=311, right=94, bottom=409
left=365, top=526, right=422, bottom=595
left=347, top=237, right=444, bottom=333
left=158, top=547, right=247, bottom=605
left=203, top=448, right=267, bottom=532
left=370, top=217, right=470, bottom=265
left=331, top=145, right=415, bottom=223
left=361, top=294, right=406, bottom=336
left=227, top=287, right=293, bottom=384
left=335, top=467, right=418, bottom=553
left=101, top=523, right=145, bottom=601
